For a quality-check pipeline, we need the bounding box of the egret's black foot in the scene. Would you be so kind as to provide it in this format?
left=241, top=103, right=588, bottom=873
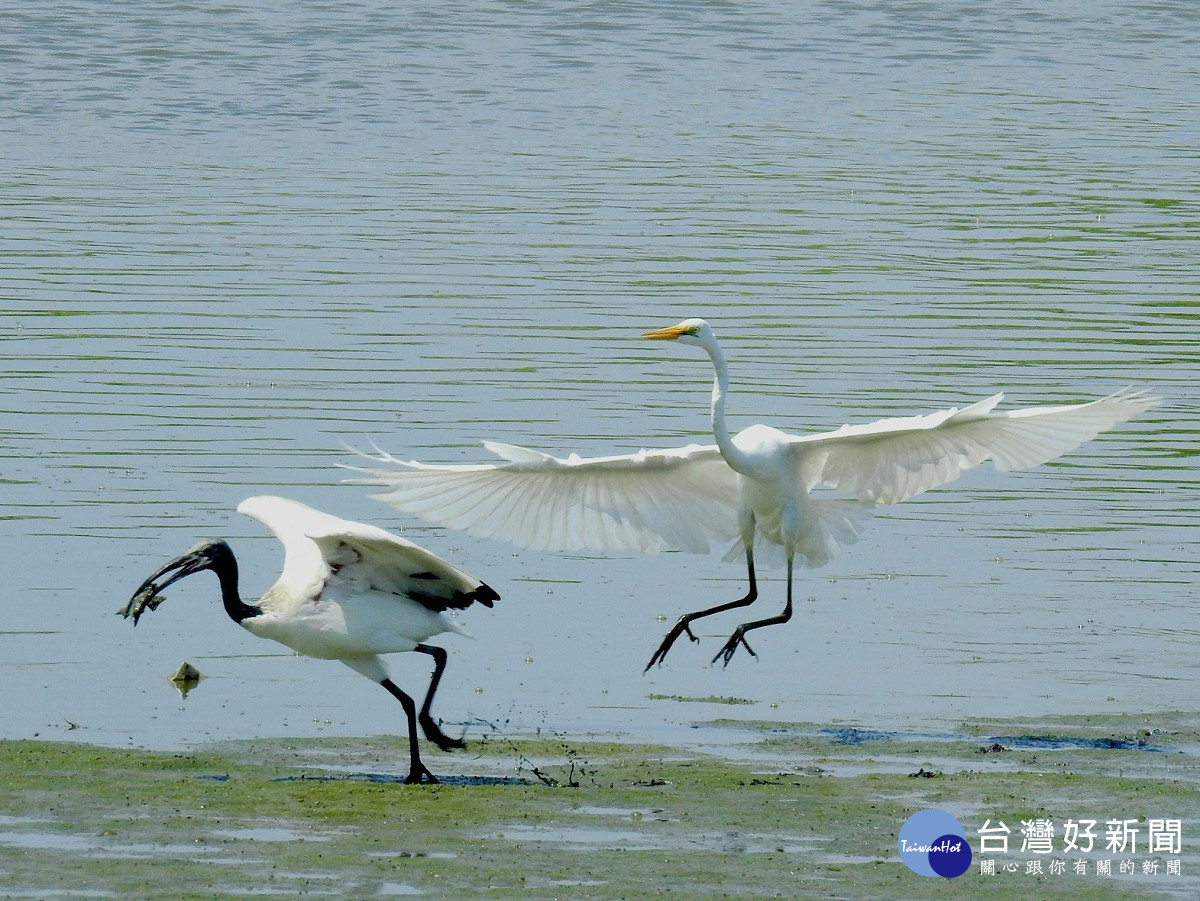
left=404, top=762, right=439, bottom=784
left=420, top=715, right=466, bottom=752
left=644, top=619, right=700, bottom=672
left=712, top=628, right=758, bottom=668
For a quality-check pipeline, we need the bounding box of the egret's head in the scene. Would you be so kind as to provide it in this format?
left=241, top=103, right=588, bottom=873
left=643, top=318, right=710, bottom=346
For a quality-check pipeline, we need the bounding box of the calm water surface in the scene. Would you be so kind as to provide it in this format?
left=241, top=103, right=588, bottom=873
left=2, top=1, right=1196, bottom=751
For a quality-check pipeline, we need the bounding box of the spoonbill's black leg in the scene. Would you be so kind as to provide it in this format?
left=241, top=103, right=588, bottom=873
left=712, top=554, right=794, bottom=667
left=645, top=548, right=758, bottom=671
left=381, top=678, right=438, bottom=784
left=413, top=643, right=465, bottom=751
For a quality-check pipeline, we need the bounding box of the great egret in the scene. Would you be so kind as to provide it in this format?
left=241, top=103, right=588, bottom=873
left=346, top=318, right=1158, bottom=670
left=119, top=495, right=499, bottom=784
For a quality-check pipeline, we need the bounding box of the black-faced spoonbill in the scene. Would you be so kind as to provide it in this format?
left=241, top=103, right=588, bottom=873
left=120, top=495, right=498, bottom=784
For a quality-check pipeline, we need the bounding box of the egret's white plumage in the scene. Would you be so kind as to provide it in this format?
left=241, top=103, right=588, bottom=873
left=357, top=440, right=740, bottom=556
left=121, top=495, right=498, bottom=784
left=345, top=318, right=1159, bottom=668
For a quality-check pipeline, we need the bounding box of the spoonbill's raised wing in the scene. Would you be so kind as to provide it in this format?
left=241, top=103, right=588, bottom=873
left=120, top=495, right=498, bottom=784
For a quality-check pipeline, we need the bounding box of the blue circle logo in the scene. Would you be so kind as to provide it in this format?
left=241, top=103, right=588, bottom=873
left=898, top=809, right=972, bottom=878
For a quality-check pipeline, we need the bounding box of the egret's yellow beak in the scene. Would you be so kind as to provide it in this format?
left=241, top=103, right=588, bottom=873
left=643, top=323, right=691, bottom=340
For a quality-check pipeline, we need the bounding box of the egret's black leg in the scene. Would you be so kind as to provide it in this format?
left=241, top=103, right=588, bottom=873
left=713, top=555, right=794, bottom=667
left=413, top=643, right=465, bottom=751
left=381, top=678, right=438, bottom=784
left=645, top=547, right=758, bottom=671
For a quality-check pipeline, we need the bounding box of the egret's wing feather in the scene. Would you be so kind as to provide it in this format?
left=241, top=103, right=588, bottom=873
left=791, top=387, right=1160, bottom=505
left=790, top=495, right=875, bottom=567
left=343, top=442, right=741, bottom=554
left=724, top=494, right=875, bottom=570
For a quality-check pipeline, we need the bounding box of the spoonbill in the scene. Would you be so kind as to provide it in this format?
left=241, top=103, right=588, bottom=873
left=120, top=495, right=498, bottom=784
left=345, top=319, right=1158, bottom=670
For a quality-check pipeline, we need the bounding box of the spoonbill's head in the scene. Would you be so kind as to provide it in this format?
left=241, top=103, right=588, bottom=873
left=119, top=539, right=234, bottom=624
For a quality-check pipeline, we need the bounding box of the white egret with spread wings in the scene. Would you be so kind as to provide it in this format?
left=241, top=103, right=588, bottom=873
left=346, top=319, right=1158, bottom=670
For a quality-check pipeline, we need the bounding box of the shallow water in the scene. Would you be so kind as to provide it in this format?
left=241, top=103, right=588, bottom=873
left=2, top=0, right=1196, bottom=751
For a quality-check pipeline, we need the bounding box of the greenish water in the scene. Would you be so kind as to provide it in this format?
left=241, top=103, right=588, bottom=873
left=1, top=0, right=1195, bottom=760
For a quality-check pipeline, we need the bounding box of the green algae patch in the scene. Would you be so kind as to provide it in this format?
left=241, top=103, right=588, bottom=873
left=0, top=715, right=1195, bottom=899
left=649, top=692, right=757, bottom=705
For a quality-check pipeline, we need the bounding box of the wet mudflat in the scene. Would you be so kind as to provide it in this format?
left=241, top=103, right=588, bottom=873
left=1, top=712, right=1196, bottom=899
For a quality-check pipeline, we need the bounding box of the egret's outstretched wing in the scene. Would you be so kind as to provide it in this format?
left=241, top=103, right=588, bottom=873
left=236, top=495, right=496, bottom=612
left=343, top=442, right=742, bottom=554
left=791, top=387, right=1161, bottom=505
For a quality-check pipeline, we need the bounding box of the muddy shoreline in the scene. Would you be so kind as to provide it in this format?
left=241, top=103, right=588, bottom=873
left=1, top=711, right=1196, bottom=898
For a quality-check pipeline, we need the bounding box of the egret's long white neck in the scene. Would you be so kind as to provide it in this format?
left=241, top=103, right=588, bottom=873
left=700, top=333, right=757, bottom=475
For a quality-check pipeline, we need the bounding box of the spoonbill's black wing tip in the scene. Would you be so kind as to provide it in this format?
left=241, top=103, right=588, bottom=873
left=476, top=582, right=500, bottom=607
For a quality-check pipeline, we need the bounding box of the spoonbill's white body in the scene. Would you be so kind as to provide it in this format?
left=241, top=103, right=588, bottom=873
left=121, top=495, right=498, bottom=783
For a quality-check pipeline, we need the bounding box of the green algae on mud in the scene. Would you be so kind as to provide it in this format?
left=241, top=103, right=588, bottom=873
left=649, top=692, right=756, bottom=705
left=0, top=713, right=1195, bottom=899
